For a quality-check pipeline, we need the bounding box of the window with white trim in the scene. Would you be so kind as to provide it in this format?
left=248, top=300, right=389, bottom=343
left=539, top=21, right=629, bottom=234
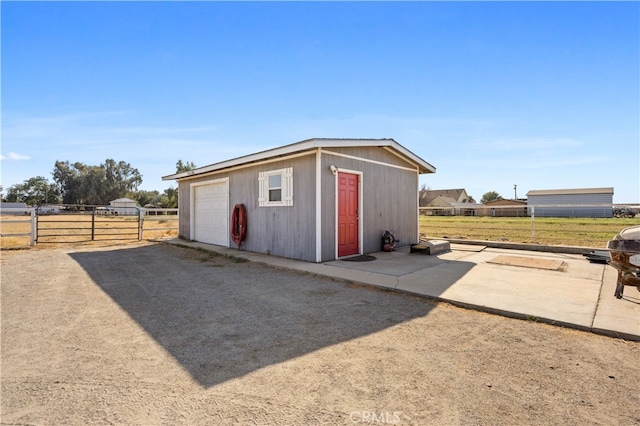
left=258, top=167, right=293, bottom=207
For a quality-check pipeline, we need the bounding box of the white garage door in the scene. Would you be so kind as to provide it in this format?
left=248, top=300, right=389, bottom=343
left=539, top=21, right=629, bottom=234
left=192, top=180, right=229, bottom=246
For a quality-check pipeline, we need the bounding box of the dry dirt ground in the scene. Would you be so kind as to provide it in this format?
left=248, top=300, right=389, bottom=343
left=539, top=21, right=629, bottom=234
left=1, top=241, right=639, bottom=425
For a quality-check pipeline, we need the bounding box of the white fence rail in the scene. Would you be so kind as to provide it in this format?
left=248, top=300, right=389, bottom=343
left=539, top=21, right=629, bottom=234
left=0, top=208, right=36, bottom=246
left=140, top=208, right=179, bottom=240
left=419, top=203, right=639, bottom=218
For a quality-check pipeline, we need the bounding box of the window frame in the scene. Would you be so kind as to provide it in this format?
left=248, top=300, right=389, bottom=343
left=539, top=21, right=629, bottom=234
left=259, top=167, right=293, bottom=207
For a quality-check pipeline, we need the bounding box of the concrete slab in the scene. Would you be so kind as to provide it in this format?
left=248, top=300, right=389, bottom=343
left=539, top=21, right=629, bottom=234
left=487, top=254, right=564, bottom=270
left=163, top=239, right=640, bottom=341
left=328, top=247, right=442, bottom=276
left=396, top=259, right=476, bottom=298
left=591, top=266, right=640, bottom=340
left=435, top=262, right=602, bottom=330
left=394, top=249, right=604, bottom=328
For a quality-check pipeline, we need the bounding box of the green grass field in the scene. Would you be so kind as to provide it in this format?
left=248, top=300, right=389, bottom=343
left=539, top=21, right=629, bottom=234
left=419, top=215, right=640, bottom=248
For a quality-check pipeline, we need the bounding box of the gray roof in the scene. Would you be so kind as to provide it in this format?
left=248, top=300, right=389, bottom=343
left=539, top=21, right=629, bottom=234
left=163, top=138, right=435, bottom=181
left=109, top=198, right=138, bottom=203
left=420, top=188, right=468, bottom=204
left=0, top=202, right=28, bottom=208
left=526, top=187, right=614, bottom=196
left=429, top=196, right=458, bottom=206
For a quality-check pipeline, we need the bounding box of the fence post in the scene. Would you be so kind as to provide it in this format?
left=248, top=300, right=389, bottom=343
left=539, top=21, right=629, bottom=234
left=91, top=209, right=96, bottom=241
left=530, top=206, right=535, bottom=242
left=138, top=208, right=143, bottom=240
left=30, top=208, right=36, bottom=246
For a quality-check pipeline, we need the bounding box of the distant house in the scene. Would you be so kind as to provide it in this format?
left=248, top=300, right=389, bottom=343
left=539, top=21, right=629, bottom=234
left=421, top=189, right=475, bottom=215
left=420, top=188, right=471, bottom=206
left=108, top=198, right=140, bottom=216
left=429, top=196, right=458, bottom=207
left=526, top=187, right=614, bottom=218
left=477, top=199, right=527, bottom=217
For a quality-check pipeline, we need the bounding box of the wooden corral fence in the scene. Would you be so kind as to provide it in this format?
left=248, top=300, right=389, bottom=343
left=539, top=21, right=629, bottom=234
left=1, top=204, right=178, bottom=247
left=35, top=204, right=143, bottom=243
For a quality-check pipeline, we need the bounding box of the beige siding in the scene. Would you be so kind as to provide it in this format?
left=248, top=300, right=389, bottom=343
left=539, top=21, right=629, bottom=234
left=178, top=183, right=191, bottom=238
left=322, top=146, right=416, bottom=170
left=229, top=156, right=316, bottom=261
left=320, top=151, right=419, bottom=261
left=178, top=154, right=317, bottom=261
left=178, top=145, right=423, bottom=262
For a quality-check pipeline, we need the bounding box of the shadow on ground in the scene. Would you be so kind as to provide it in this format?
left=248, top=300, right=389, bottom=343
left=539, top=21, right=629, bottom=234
left=69, top=243, right=474, bottom=388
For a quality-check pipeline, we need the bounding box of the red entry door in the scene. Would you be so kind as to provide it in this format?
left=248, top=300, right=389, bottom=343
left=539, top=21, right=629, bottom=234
left=338, top=172, right=359, bottom=257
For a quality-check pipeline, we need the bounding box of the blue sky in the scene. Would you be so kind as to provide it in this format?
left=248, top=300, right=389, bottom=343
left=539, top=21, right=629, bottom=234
left=2, top=1, right=638, bottom=203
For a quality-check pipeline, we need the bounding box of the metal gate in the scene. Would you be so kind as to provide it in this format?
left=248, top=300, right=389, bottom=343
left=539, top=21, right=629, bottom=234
left=36, top=204, right=141, bottom=243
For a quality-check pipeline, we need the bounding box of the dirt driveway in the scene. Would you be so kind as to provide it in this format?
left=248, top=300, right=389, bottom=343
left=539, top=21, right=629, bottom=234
left=2, top=241, right=639, bottom=425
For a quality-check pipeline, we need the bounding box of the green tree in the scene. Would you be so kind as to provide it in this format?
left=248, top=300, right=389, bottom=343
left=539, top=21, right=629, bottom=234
left=5, top=176, right=59, bottom=205
left=77, top=165, right=107, bottom=205
left=52, top=160, right=82, bottom=204
left=159, top=187, right=178, bottom=208
left=133, top=190, right=161, bottom=207
left=156, top=160, right=195, bottom=208
left=480, top=191, right=503, bottom=204
left=176, top=160, right=196, bottom=173
left=103, top=159, right=143, bottom=201
left=418, top=184, right=430, bottom=207
left=52, top=159, right=142, bottom=205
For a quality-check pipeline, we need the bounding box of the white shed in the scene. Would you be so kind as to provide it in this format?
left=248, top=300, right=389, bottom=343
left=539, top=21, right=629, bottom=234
left=0, top=202, right=28, bottom=215
left=526, top=187, right=614, bottom=218
left=109, top=198, right=140, bottom=216
left=162, top=138, right=436, bottom=262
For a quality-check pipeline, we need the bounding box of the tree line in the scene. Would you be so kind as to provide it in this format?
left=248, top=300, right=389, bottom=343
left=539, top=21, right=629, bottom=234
left=2, top=159, right=196, bottom=208
left=5, top=162, right=506, bottom=208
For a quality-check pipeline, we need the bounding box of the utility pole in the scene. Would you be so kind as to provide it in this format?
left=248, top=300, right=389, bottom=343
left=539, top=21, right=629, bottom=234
left=514, top=184, right=517, bottom=200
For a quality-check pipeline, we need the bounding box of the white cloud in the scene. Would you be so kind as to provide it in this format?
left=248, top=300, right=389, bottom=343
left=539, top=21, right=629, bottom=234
left=0, top=152, right=31, bottom=161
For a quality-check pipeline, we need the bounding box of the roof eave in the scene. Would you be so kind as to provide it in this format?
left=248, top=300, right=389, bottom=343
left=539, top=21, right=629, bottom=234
left=162, top=138, right=435, bottom=180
